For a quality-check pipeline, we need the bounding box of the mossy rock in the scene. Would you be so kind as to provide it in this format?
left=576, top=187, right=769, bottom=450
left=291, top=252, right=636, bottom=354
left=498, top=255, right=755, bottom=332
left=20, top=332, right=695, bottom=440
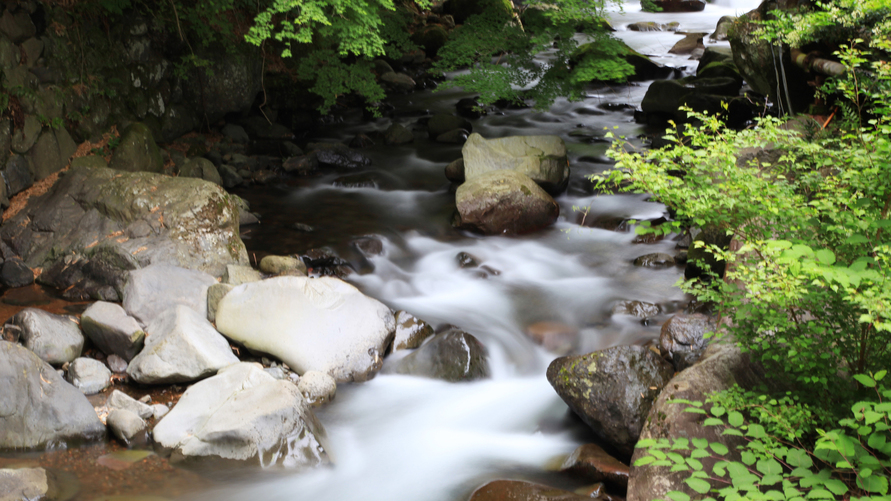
left=411, top=24, right=449, bottom=57
left=573, top=40, right=673, bottom=82
left=443, top=0, right=514, bottom=24
left=108, top=123, right=164, bottom=174
left=696, top=61, right=742, bottom=83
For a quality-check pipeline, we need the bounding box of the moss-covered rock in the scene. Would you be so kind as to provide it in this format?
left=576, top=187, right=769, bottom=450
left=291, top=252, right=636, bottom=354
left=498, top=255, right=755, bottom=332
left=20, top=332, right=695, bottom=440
left=411, top=24, right=449, bottom=57
left=108, top=122, right=164, bottom=173
left=443, top=0, right=514, bottom=24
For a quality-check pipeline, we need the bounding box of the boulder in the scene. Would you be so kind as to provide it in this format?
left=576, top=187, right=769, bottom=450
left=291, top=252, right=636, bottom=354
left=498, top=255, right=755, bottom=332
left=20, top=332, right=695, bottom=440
left=0, top=341, right=105, bottom=449
left=3, top=154, right=32, bottom=196
left=126, top=305, right=239, bottom=385
left=0, top=165, right=248, bottom=296
left=560, top=443, right=630, bottom=489
left=6, top=308, right=83, bottom=365
left=659, top=313, right=713, bottom=371
left=445, top=158, right=465, bottom=183
left=179, top=157, right=223, bottom=186
left=122, top=264, right=216, bottom=328
left=641, top=77, right=742, bottom=116
left=259, top=255, right=306, bottom=275
left=297, top=371, right=337, bottom=407
left=468, top=480, right=591, bottom=501
left=28, top=128, right=77, bottom=181
left=611, top=300, right=660, bottom=319
left=462, top=133, right=568, bottom=192
left=184, top=47, right=262, bottom=124
left=215, top=276, right=396, bottom=383
left=392, top=311, right=435, bottom=351
left=108, top=123, right=164, bottom=173
left=0, top=257, right=34, bottom=288
left=384, top=123, right=414, bottom=145
left=307, top=142, right=372, bottom=169
left=222, top=264, right=261, bottom=286
left=428, top=114, right=473, bottom=138
left=668, top=33, right=705, bottom=55
left=710, top=15, right=736, bottom=42
left=411, top=24, right=449, bottom=57
left=546, top=345, right=674, bottom=457
left=454, top=170, right=559, bottom=235
left=443, top=0, right=514, bottom=24
left=384, top=329, right=490, bottom=382
left=436, top=129, right=469, bottom=144
left=0, top=468, right=51, bottom=501
left=380, top=72, right=416, bottom=91
left=152, top=362, right=331, bottom=467
left=0, top=9, right=36, bottom=43
left=107, top=409, right=147, bottom=446
left=67, top=357, right=112, bottom=395
left=628, top=342, right=773, bottom=501
left=573, top=41, right=674, bottom=82
left=80, top=301, right=145, bottom=361
left=106, top=389, right=153, bottom=420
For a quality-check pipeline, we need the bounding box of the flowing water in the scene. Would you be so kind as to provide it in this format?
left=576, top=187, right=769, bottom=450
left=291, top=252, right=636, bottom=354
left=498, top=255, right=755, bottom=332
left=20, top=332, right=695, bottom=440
left=194, top=2, right=759, bottom=500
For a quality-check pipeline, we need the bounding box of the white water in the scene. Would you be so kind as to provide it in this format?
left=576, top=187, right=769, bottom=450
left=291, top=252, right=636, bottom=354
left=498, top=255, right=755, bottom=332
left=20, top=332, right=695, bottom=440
left=199, top=1, right=749, bottom=499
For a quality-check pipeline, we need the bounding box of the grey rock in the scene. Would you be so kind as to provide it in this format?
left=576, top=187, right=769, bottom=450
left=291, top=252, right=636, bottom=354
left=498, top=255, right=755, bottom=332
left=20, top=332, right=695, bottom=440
left=215, top=276, right=395, bottom=383
left=6, top=308, right=83, bottom=365
left=380, top=72, right=416, bottom=91
left=239, top=117, right=293, bottom=141
left=122, top=264, right=216, bottom=328
left=108, top=123, right=163, bottom=173
left=206, top=283, right=234, bottom=323
left=183, top=48, right=261, bottom=124
left=222, top=264, right=261, bottom=286
left=0, top=340, right=105, bottom=449
left=392, top=310, right=435, bottom=351
left=436, top=128, right=469, bottom=144
left=67, top=357, right=112, bottom=395
left=428, top=114, right=472, bottom=137
left=70, top=155, right=108, bottom=170
left=384, top=123, right=414, bottom=145
left=222, top=124, right=250, bottom=143
left=151, top=403, right=170, bottom=420
left=297, top=370, right=336, bottom=407
left=218, top=164, right=244, bottom=188
left=28, top=128, right=76, bottom=181
left=0, top=468, right=49, bottom=501
left=179, top=157, right=223, bottom=186
left=444, top=158, right=465, bottom=183
left=373, top=59, right=394, bottom=74
left=152, top=362, right=331, bottom=466
left=107, top=409, right=147, bottom=446
left=20, top=37, right=42, bottom=68
left=80, top=301, right=145, bottom=361
left=106, top=389, right=153, bottom=419
left=659, top=313, right=713, bottom=370
left=462, top=133, right=569, bottom=193
left=455, top=170, right=559, bottom=235
left=546, top=345, right=675, bottom=456
left=3, top=154, right=32, bottom=195
left=0, top=9, right=36, bottom=43
left=384, top=329, right=490, bottom=382
left=628, top=342, right=773, bottom=501
left=107, top=354, right=128, bottom=373
left=668, top=33, right=706, bottom=55
left=126, top=305, right=239, bottom=385
left=0, top=257, right=34, bottom=288
left=11, top=114, right=40, bottom=154
left=259, top=255, right=306, bottom=275
left=611, top=300, right=661, bottom=318
left=307, top=142, right=371, bottom=169
left=633, top=253, right=675, bottom=267
left=710, top=15, right=735, bottom=42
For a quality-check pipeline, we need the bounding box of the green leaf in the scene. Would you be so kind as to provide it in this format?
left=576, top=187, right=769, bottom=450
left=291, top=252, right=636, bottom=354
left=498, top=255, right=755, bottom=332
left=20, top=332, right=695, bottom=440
left=786, top=449, right=813, bottom=468
left=815, top=249, right=836, bottom=265
left=806, top=488, right=834, bottom=499
left=710, top=443, right=730, bottom=455
left=747, top=424, right=768, bottom=439
left=741, top=452, right=757, bottom=466
left=693, top=438, right=709, bottom=449
left=704, top=418, right=725, bottom=426
left=666, top=491, right=691, bottom=501
left=691, top=449, right=711, bottom=459
left=757, top=458, right=783, bottom=476
left=854, top=374, right=877, bottom=388
left=762, top=474, right=783, bottom=486
left=635, top=456, right=657, bottom=467
left=857, top=474, right=889, bottom=494
left=685, top=478, right=712, bottom=494
left=728, top=411, right=744, bottom=427
left=823, top=479, right=849, bottom=495
left=711, top=406, right=726, bottom=417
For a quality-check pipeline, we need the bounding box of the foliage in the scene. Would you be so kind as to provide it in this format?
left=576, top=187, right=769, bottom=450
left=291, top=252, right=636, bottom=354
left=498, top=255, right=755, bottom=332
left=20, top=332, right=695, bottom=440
left=753, top=0, right=891, bottom=49
left=634, top=372, right=891, bottom=501
left=593, top=43, right=891, bottom=406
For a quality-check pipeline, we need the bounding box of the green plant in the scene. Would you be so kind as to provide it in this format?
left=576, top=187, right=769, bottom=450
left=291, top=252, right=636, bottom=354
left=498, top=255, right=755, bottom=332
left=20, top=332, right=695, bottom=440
left=634, top=372, right=891, bottom=501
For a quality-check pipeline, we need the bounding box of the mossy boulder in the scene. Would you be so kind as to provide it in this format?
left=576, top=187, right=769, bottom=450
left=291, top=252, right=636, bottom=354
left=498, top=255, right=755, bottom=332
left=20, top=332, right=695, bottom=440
left=573, top=40, right=674, bottom=82
left=411, top=24, right=449, bottom=57
left=179, top=158, right=223, bottom=186
left=640, top=77, right=742, bottom=115
left=443, top=0, right=514, bottom=24
left=454, top=170, right=559, bottom=235
left=28, top=128, right=77, bottom=181
left=108, top=123, right=164, bottom=173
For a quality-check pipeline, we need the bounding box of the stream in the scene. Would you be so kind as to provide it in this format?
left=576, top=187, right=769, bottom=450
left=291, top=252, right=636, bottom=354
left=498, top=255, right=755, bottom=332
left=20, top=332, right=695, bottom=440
left=197, top=1, right=759, bottom=500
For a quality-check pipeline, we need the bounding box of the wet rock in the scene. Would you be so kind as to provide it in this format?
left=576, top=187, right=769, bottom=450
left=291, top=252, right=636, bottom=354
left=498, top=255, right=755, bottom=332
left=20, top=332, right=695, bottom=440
left=384, top=329, right=490, bottom=382
left=650, top=0, right=705, bottom=11
left=573, top=40, right=674, bottom=82
left=668, top=33, right=706, bottom=55
left=215, top=276, right=396, bottom=383
left=297, top=370, right=337, bottom=407
left=611, top=300, right=660, bottom=319
left=462, top=133, right=569, bottom=193
left=251, top=169, right=277, bottom=184
left=412, top=24, right=449, bottom=57
left=659, top=313, right=713, bottom=371
left=632, top=253, right=675, bottom=268
left=561, top=443, right=630, bottom=489
left=641, top=77, right=742, bottom=116
left=629, top=342, right=773, bottom=501
left=107, top=409, right=147, bottom=446
left=219, top=165, right=243, bottom=187
left=428, top=114, right=473, bottom=138
left=546, top=345, right=674, bottom=456
left=384, top=123, right=414, bottom=145
left=259, top=255, right=306, bottom=275
left=456, top=251, right=480, bottom=268
left=332, top=172, right=389, bottom=189
left=307, top=142, right=371, bottom=169
left=352, top=236, right=384, bottom=256
left=222, top=264, right=262, bottom=286
left=380, top=72, right=416, bottom=91
left=122, top=264, right=216, bottom=328
left=456, top=97, right=486, bottom=119
left=0, top=257, right=34, bottom=288
left=710, top=15, right=735, bottom=41
left=0, top=468, right=50, bottom=500
left=444, top=158, right=465, bottom=183
left=302, top=247, right=354, bottom=277
left=392, top=311, right=435, bottom=351
left=153, top=362, right=331, bottom=466
left=67, top=357, right=112, bottom=395
left=627, top=21, right=665, bottom=31
left=107, top=389, right=153, bottom=420
left=6, top=308, right=83, bottom=365
left=126, top=305, right=239, bottom=385
left=455, top=170, right=559, bottom=235
left=469, top=480, right=591, bottom=501
left=525, top=321, right=578, bottom=354
left=80, top=301, right=145, bottom=361
left=0, top=165, right=247, bottom=291
left=108, top=123, right=164, bottom=174
left=282, top=155, right=318, bottom=175
left=179, top=157, right=223, bottom=186
left=0, top=340, right=106, bottom=449
left=206, top=283, right=234, bottom=323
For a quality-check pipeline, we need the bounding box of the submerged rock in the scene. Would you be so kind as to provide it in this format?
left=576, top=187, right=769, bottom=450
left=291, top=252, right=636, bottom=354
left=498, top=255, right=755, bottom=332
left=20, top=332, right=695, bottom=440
left=215, top=276, right=396, bottom=383
left=384, top=329, right=490, bottom=382
left=153, top=362, right=331, bottom=467
left=392, top=311, right=435, bottom=351
left=455, top=170, right=559, bottom=235
left=0, top=341, right=105, bottom=449
left=546, top=345, right=674, bottom=457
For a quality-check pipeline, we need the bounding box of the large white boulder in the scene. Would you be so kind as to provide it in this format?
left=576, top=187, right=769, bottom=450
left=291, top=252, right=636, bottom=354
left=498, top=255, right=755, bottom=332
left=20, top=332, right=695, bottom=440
left=152, top=362, right=331, bottom=467
left=215, top=276, right=396, bottom=382
left=461, top=133, right=569, bottom=192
